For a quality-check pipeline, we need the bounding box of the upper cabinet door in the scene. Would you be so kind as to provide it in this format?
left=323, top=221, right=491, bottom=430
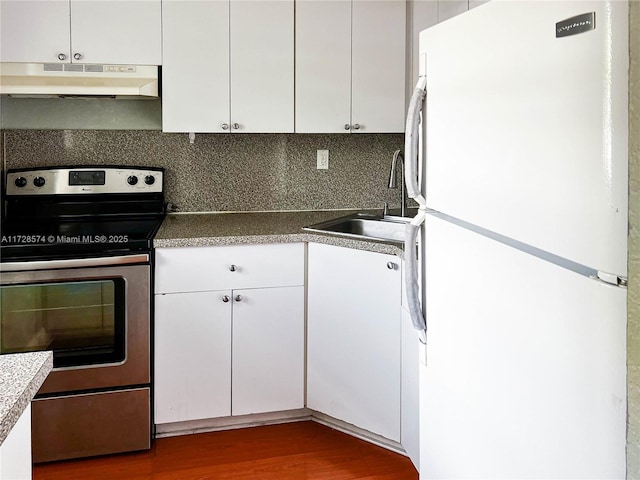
left=0, top=0, right=71, bottom=63
left=230, top=0, right=294, bottom=133
left=351, top=0, right=406, bottom=133
left=296, top=0, right=406, bottom=134
left=69, top=0, right=161, bottom=65
left=162, top=0, right=230, bottom=133
left=295, top=0, right=351, bottom=133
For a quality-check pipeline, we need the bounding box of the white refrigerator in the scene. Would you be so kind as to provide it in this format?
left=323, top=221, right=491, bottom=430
left=403, top=1, right=628, bottom=478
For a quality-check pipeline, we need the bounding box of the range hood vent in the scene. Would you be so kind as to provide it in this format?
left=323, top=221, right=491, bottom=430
left=0, top=63, right=159, bottom=97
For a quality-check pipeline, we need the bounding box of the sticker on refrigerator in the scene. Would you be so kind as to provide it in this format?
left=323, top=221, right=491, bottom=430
left=556, top=12, right=595, bottom=38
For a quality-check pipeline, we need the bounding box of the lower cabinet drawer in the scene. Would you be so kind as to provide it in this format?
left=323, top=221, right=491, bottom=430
left=32, top=388, right=151, bottom=463
left=155, top=243, right=305, bottom=294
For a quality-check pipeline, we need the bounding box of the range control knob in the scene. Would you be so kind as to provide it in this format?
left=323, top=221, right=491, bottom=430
left=127, top=175, right=139, bottom=186
left=14, top=177, right=27, bottom=188
left=144, top=175, right=155, bottom=185
left=33, top=176, right=46, bottom=187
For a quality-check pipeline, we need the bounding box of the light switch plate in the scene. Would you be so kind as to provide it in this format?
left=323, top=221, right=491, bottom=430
left=317, top=150, right=329, bottom=169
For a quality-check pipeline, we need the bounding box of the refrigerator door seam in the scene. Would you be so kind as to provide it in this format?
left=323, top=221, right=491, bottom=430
left=430, top=211, right=626, bottom=287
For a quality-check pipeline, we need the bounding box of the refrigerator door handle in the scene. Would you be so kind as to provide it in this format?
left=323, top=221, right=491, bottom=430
left=405, top=214, right=427, bottom=341
left=404, top=76, right=427, bottom=206
left=597, top=271, right=628, bottom=287
left=403, top=76, right=428, bottom=342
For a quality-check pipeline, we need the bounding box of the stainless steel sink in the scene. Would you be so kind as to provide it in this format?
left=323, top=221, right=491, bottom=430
left=303, top=213, right=409, bottom=243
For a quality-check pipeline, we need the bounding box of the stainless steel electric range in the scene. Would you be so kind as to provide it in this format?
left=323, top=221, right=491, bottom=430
left=0, top=166, right=165, bottom=463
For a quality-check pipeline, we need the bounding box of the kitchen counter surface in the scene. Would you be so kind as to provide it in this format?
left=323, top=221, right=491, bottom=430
left=155, top=210, right=405, bottom=257
left=0, top=351, right=53, bottom=445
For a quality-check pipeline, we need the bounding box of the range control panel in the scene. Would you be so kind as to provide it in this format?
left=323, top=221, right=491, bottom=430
left=5, top=167, right=164, bottom=195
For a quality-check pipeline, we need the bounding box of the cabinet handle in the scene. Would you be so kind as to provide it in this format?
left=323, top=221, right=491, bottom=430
left=232, top=123, right=240, bottom=130
left=352, top=124, right=361, bottom=130
left=235, top=294, right=243, bottom=302
left=57, top=53, right=67, bottom=61
left=73, top=53, right=82, bottom=60
left=221, top=123, right=229, bottom=130
left=229, top=264, right=237, bottom=272
left=344, top=124, right=351, bottom=130
left=222, top=295, right=230, bottom=303
left=387, top=261, right=398, bottom=270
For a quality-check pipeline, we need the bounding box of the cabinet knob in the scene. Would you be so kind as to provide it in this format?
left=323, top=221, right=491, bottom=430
left=232, top=123, right=240, bottom=130
left=229, top=264, right=237, bottom=272
left=57, top=53, right=67, bottom=61
left=222, top=295, right=230, bottom=303
left=73, top=53, right=82, bottom=60
left=344, top=124, right=351, bottom=130
left=352, top=124, right=361, bottom=130
left=387, top=261, right=398, bottom=270
left=221, top=123, right=229, bottom=130
left=235, top=294, right=243, bottom=302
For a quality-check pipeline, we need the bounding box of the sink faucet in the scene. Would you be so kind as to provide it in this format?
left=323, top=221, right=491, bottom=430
left=387, top=149, right=407, bottom=217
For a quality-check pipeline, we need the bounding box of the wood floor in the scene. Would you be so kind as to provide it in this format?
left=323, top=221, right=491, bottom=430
left=33, top=421, right=418, bottom=480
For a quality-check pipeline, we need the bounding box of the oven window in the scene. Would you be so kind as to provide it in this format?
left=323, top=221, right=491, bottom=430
left=0, top=279, right=125, bottom=368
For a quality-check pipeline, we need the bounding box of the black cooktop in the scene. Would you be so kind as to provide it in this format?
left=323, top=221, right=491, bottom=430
left=1, top=166, right=166, bottom=262
left=0, top=217, right=164, bottom=262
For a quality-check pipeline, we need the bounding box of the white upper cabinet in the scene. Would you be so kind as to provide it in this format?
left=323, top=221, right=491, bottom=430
left=295, top=0, right=352, bottom=133
left=230, top=0, right=294, bottom=133
left=161, top=0, right=229, bottom=134
left=296, top=0, right=406, bottom=133
left=351, top=0, right=407, bottom=133
left=68, top=1, right=161, bottom=65
left=162, top=0, right=294, bottom=133
left=0, top=0, right=70, bottom=63
left=0, top=0, right=161, bottom=65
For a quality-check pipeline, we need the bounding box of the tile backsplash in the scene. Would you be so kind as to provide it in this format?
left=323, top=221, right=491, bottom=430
left=1, top=130, right=406, bottom=213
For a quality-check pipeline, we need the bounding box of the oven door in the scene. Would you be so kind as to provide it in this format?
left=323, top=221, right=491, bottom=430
left=0, top=255, right=150, bottom=394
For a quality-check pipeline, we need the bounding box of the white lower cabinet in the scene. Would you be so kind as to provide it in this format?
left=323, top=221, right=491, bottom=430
left=154, top=291, right=232, bottom=424
left=155, top=241, right=404, bottom=449
left=307, top=243, right=402, bottom=442
left=0, top=404, right=32, bottom=480
left=232, top=286, right=305, bottom=415
left=154, top=243, right=305, bottom=425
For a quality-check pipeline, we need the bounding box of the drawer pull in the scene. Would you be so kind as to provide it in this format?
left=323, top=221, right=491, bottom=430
left=387, top=262, right=398, bottom=270
left=222, top=295, right=230, bottom=303
left=235, top=295, right=243, bottom=302
left=229, top=264, right=237, bottom=272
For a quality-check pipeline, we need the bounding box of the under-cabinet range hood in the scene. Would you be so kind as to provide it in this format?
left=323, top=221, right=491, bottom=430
left=0, top=63, right=159, bottom=98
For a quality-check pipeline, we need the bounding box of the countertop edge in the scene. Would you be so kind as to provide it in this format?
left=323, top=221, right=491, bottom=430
left=153, top=211, right=407, bottom=258
left=154, top=232, right=405, bottom=257
left=0, top=351, right=53, bottom=446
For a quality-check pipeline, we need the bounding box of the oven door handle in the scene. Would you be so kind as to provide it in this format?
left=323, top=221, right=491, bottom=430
left=0, top=254, right=150, bottom=272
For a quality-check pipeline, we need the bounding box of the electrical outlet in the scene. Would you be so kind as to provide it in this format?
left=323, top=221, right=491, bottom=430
left=317, top=150, right=329, bottom=170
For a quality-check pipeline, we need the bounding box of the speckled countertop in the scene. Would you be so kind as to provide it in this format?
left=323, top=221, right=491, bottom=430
left=0, top=351, right=53, bottom=445
left=155, top=210, right=405, bottom=257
